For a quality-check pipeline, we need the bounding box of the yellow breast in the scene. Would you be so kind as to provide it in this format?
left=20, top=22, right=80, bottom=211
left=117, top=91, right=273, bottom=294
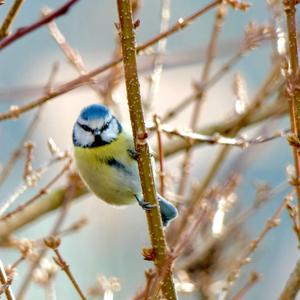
left=74, top=132, right=141, bottom=205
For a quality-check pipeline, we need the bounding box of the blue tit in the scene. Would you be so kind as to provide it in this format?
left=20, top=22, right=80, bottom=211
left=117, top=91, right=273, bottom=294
left=72, top=104, right=177, bottom=226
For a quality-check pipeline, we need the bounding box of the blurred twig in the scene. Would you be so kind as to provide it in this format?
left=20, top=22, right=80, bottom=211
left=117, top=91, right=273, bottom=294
left=222, top=192, right=293, bottom=299
left=0, top=63, right=58, bottom=189
left=178, top=4, right=226, bottom=196
left=17, top=172, right=79, bottom=299
left=175, top=59, right=284, bottom=236
left=0, top=0, right=224, bottom=122
left=42, top=7, right=104, bottom=100
left=231, top=272, right=260, bottom=300
left=161, top=22, right=274, bottom=124
left=145, top=0, right=171, bottom=112
left=153, top=115, right=166, bottom=196
left=163, top=55, right=283, bottom=174
left=0, top=156, right=72, bottom=220
left=0, top=173, right=87, bottom=241
left=0, top=33, right=274, bottom=103
left=177, top=179, right=288, bottom=272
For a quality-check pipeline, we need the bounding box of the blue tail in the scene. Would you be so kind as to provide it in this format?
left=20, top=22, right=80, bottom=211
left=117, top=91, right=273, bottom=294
left=157, top=194, right=178, bottom=227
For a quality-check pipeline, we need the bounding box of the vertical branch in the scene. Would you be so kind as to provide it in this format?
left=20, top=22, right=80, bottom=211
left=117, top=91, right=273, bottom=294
left=0, top=0, right=25, bottom=39
left=116, top=1, right=177, bottom=299
left=283, top=0, right=300, bottom=229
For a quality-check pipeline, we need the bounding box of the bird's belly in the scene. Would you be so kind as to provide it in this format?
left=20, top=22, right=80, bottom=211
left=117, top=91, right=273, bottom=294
left=75, top=150, right=141, bottom=206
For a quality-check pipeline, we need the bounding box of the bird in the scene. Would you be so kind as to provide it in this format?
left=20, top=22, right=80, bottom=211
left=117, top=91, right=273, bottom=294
left=72, top=104, right=177, bottom=226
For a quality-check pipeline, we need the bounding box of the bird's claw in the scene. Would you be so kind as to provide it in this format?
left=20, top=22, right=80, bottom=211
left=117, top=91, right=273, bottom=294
left=135, top=196, right=156, bottom=211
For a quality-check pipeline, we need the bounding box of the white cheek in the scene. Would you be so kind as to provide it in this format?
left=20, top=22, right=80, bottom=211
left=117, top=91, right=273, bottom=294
left=101, top=119, right=118, bottom=142
left=75, top=125, right=94, bottom=146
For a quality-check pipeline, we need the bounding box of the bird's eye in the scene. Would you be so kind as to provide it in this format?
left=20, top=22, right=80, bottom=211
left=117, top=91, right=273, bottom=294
left=101, top=122, right=110, bottom=132
left=78, top=122, right=93, bottom=133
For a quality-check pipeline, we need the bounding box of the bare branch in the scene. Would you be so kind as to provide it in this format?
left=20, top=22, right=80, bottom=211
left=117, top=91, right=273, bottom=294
left=0, top=0, right=80, bottom=51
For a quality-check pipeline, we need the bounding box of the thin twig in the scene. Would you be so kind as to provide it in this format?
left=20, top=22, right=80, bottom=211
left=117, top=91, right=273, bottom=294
left=44, top=236, right=87, bottom=300
left=160, top=22, right=274, bottom=124
left=10, top=256, right=25, bottom=271
left=176, top=179, right=289, bottom=271
left=139, top=0, right=221, bottom=53
left=0, top=147, right=70, bottom=216
left=0, top=104, right=288, bottom=240
left=0, top=173, right=87, bottom=241
left=177, top=3, right=226, bottom=196
left=231, top=272, right=260, bottom=300
left=145, top=0, right=171, bottom=112
left=0, top=0, right=80, bottom=51
left=162, top=99, right=287, bottom=157
left=0, top=109, right=41, bottom=189
left=158, top=125, right=290, bottom=148
left=42, top=7, right=104, bottom=100
left=0, top=62, right=58, bottom=189
left=0, top=0, right=25, bottom=39
left=22, top=142, right=34, bottom=182
left=0, top=157, right=72, bottom=220
left=16, top=172, right=78, bottom=299
left=153, top=115, right=166, bottom=196
left=223, top=192, right=293, bottom=299
left=0, top=0, right=222, bottom=122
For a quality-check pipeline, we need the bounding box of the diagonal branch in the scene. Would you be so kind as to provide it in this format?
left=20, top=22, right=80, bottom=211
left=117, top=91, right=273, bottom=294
left=279, top=259, right=300, bottom=300
left=0, top=0, right=221, bottom=122
left=0, top=0, right=25, bottom=39
left=0, top=0, right=80, bottom=51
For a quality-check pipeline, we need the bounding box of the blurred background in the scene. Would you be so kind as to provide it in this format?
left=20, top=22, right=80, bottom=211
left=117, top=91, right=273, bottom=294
left=0, top=0, right=298, bottom=299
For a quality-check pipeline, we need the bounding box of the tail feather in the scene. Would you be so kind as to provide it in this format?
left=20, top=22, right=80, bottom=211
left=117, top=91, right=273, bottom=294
left=157, top=193, right=178, bottom=227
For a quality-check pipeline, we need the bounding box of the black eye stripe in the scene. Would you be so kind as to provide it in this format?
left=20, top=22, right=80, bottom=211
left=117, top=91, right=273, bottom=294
left=77, top=118, right=113, bottom=134
left=77, top=122, right=93, bottom=133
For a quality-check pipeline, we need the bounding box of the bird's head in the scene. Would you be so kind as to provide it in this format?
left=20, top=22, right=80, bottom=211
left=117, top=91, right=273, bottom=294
left=73, top=104, right=122, bottom=148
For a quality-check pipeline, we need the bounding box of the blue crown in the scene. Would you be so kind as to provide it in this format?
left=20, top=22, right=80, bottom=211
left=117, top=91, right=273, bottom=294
left=80, top=104, right=110, bottom=121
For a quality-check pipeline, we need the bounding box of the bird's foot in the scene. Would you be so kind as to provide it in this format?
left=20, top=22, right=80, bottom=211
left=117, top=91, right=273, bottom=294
left=135, top=195, right=156, bottom=211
